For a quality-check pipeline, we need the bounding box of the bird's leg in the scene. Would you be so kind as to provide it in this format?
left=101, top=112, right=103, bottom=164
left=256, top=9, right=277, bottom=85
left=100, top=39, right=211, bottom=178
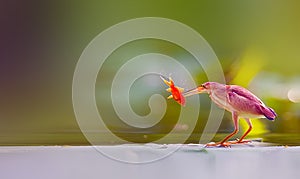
left=236, top=118, right=252, bottom=143
left=227, top=118, right=252, bottom=145
left=206, top=112, right=239, bottom=147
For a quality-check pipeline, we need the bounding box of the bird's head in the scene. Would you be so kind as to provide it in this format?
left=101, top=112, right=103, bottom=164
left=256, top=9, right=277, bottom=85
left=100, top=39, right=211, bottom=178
left=199, top=82, right=212, bottom=91
left=182, top=82, right=223, bottom=97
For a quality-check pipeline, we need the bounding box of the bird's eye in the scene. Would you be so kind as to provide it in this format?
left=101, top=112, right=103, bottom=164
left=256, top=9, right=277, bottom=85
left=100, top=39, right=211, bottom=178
left=201, top=84, right=206, bottom=89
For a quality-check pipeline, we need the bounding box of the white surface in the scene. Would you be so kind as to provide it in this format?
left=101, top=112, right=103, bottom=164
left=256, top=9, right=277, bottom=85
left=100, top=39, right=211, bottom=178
left=0, top=144, right=299, bottom=179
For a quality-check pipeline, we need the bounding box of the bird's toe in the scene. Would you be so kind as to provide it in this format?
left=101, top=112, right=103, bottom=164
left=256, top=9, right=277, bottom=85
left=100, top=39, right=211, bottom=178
left=205, top=142, right=232, bottom=148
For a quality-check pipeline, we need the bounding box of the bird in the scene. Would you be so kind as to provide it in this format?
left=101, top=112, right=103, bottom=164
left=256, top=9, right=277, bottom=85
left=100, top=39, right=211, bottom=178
left=162, top=78, right=277, bottom=147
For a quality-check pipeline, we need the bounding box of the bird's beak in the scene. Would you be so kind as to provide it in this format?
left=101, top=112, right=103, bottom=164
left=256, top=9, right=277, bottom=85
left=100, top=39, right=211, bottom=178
left=182, top=86, right=206, bottom=97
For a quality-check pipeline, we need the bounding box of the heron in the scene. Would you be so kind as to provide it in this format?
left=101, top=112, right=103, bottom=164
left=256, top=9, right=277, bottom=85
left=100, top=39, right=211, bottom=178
left=161, top=77, right=277, bottom=147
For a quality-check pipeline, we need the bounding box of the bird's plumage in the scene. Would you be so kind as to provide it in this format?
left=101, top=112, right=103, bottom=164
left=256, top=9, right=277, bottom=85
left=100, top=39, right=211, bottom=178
left=226, top=85, right=276, bottom=120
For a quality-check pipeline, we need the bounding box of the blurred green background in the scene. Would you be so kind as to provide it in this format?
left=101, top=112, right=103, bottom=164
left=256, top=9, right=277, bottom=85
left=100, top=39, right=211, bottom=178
left=1, top=0, right=300, bottom=145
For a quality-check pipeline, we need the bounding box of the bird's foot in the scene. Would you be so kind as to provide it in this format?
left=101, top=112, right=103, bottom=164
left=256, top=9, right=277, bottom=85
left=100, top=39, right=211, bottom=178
left=205, top=139, right=252, bottom=148
left=238, top=139, right=251, bottom=144
left=205, top=142, right=232, bottom=148
left=229, top=139, right=252, bottom=144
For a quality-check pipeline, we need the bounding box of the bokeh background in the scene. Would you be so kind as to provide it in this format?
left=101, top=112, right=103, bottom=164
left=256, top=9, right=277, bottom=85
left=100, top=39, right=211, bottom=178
left=1, top=0, right=300, bottom=145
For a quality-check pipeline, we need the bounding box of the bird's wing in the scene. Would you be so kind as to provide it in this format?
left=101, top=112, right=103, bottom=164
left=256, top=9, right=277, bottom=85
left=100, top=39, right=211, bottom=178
left=226, top=85, right=264, bottom=113
left=228, top=85, right=263, bottom=104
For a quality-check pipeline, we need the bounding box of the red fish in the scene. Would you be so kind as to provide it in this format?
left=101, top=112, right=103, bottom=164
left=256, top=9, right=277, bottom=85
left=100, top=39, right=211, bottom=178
left=161, top=76, right=185, bottom=106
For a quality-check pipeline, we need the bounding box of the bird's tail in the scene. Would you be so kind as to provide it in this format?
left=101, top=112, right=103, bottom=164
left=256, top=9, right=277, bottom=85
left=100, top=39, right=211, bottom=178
left=258, top=105, right=277, bottom=120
